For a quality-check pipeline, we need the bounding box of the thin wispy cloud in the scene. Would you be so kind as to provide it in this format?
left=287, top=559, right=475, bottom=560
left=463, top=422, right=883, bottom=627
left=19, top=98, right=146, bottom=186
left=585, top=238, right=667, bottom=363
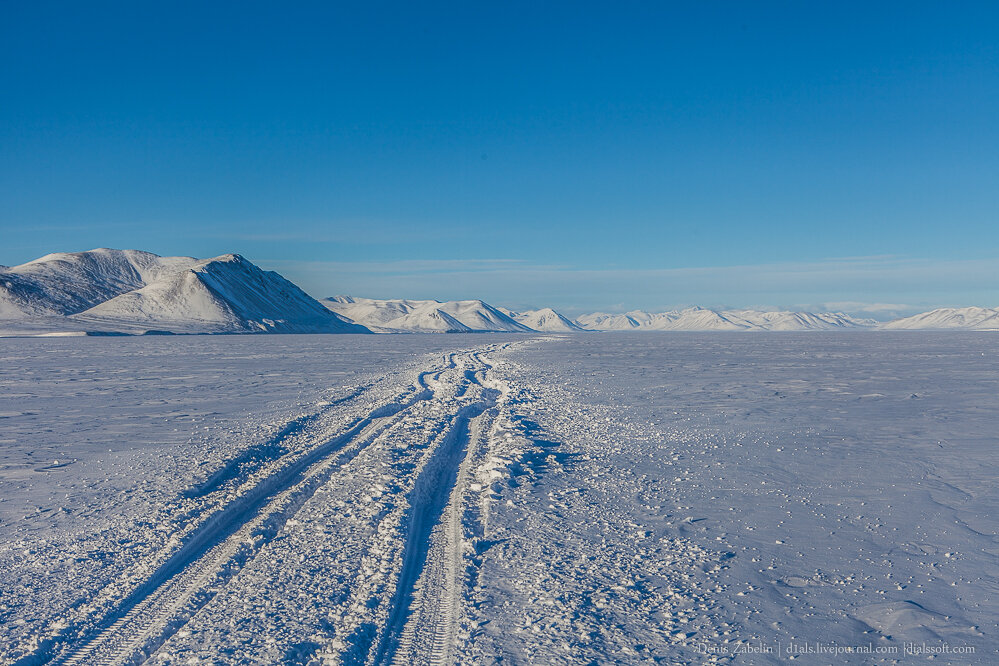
left=262, top=254, right=999, bottom=318
left=264, top=258, right=540, bottom=275
left=270, top=254, right=998, bottom=283
left=822, top=301, right=915, bottom=313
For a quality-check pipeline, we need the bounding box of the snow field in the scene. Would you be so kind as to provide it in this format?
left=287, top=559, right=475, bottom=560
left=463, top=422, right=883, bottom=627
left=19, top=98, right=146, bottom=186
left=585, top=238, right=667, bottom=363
left=0, top=336, right=479, bottom=664
left=2, top=332, right=997, bottom=664
left=508, top=332, right=999, bottom=664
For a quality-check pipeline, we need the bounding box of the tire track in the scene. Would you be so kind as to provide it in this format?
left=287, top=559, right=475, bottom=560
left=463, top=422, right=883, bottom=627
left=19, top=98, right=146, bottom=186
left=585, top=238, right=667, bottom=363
left=22, top=343, right=523, bottom=666
left=369, top=348, right=506, bottom=666
left=422, top=408, right=492, bottom=666
left=182, top=382, right=374, bottom=499
left=21, top=363, right=445, bottom=666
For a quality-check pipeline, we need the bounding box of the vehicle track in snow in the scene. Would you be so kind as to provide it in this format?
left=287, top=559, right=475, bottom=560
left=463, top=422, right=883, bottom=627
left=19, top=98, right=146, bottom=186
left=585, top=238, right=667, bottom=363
left=383, top=351, right=501, bottom=666
left=24, top=357, right=453, bottom=666
left=317, top=345, right=511, bottom=666
left=19, top=343, right=524, bottom=666
left=373, top=401, right=493, bottom=666
left=181, top=382, right=375, bottom=499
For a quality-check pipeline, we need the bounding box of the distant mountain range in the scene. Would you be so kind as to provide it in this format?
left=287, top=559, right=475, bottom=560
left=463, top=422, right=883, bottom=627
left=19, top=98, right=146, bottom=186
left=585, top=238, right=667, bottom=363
left=322, top=296, right=532, bottom=333
left=328, top=299, right=998, bottom=333
left=880, top=306, right=999, bottom=330
left=576, top=307, right=877, bottom=331
left=1, top=249, right=996, bottom=335
left=502, top=307, right=587, bottom=332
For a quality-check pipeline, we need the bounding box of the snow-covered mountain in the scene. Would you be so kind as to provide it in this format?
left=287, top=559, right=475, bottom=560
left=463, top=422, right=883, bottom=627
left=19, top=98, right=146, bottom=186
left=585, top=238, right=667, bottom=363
left=723, top=309, right=878, bottom=331
left=0, top=249, right=199, bottom=318
left=506, top=308, right=586, bottom=332
left=0, top=249, right=367, bottom=335
left=880, top=306, right=999, bottom=330
left=322, top=296, right=533, bottom=333
left=5, top=250, right=998, bottom=336
left=577, top=308, right=739, bottom=331
left=323, top=299, right=880, bottom=333
left=577, top=307, right=877, bottom=331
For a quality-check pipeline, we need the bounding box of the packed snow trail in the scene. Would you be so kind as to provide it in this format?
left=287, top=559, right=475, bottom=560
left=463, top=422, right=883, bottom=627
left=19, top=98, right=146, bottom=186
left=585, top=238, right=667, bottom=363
left=312, top=347, right=514, bottom=666
left=374, top=354, right=502, bottom=666
left=20, top=342, right=523, bottom=666
left=41, top=383, right=433, bottom=666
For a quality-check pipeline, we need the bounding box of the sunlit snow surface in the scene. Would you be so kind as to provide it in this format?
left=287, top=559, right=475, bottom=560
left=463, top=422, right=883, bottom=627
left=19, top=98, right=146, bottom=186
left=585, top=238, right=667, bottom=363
left=1, top=333, right=997, bottom=664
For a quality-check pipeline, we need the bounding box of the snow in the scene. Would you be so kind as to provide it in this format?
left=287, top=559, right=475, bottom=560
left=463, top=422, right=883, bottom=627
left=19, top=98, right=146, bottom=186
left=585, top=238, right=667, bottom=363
left=320, top=296, right=533, bottom=333
left=0, top=250, right=367, bottom=335
left=4, top=250, right=996, bottom=335
left=882, top=307, right=999, bottom=330
left=2, top=332, right=996, bottom=664
left=79, top=254, right=366, bottom=334
left=503, top=333, right=998, bottom=662
left=329, top=300, right=879, bottom=333
left=578, top=307, right=877, bottom=331
left=0, top=249, right=200, bottom=318
left=507, top=307, right=587, bottom=332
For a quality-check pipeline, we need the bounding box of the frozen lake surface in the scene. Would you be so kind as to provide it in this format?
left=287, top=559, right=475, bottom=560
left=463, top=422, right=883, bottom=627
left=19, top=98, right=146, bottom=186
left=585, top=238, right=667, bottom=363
left=1, top=333, right=996, bottom=664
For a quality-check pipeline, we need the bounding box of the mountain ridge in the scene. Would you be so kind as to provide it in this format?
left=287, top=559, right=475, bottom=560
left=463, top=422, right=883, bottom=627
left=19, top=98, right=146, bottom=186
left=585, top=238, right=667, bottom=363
left=320, top=296, right=532, bottom=333
left=2, top=249, right=996, bottom=335
left=880, top=306, right=999, bottom=330
left=576, top=307, right=877, bottom=331
left=505, top=307, right=587, bottom=332
left=1, top=249, right=367, bottom=335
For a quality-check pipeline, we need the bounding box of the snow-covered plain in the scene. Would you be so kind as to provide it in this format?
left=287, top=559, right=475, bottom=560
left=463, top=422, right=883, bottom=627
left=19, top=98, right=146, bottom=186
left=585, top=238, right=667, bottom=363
left=1, top=333, right=996, bottom=664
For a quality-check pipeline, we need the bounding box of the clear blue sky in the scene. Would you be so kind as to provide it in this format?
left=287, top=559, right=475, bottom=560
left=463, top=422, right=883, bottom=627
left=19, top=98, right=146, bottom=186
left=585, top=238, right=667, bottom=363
left=2, top=1, right=997, bottom=317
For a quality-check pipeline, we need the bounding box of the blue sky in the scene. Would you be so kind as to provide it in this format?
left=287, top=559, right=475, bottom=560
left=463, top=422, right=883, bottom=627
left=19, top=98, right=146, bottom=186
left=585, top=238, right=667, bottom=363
left=2, top=2, right=997, bottom=317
